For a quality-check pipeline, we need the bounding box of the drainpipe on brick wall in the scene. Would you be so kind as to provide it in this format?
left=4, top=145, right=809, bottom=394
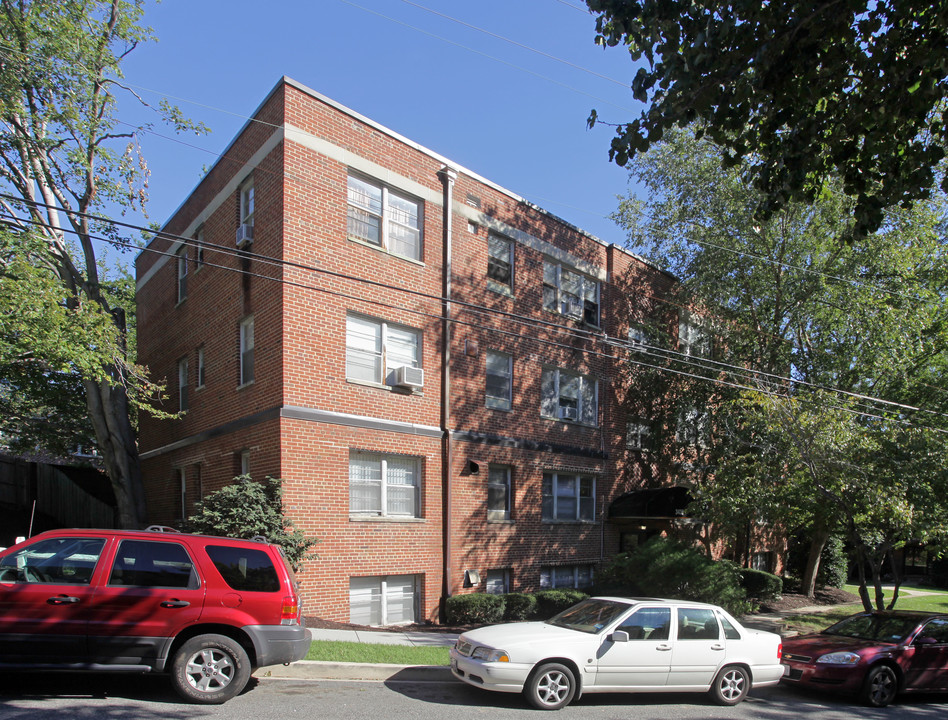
left=438, top=165, right=458, bottom=624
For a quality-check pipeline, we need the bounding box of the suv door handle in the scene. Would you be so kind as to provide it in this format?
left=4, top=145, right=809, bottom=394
left=48, top=595, right=80, bottom=605
left=160, top=600, right=191, bottom=608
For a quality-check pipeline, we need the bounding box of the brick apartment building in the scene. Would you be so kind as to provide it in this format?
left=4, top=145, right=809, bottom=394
left=135, top=77, right=779, bottom=625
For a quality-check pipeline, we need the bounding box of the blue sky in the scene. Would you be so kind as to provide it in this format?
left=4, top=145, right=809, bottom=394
left=117, top=0, right=643, bottom=264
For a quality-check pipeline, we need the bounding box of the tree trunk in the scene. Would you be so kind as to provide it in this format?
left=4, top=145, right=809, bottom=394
left=886, top=550, right=902, bottom=610
left=801, top=527, right=831, bottom=597
left=83, top=376, right=146, bottom=528
left=854, top=547, right=873, bottom=612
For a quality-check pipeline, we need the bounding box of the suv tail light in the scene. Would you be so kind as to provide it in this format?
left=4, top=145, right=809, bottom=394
left=281, top=595, right=300, bottom=625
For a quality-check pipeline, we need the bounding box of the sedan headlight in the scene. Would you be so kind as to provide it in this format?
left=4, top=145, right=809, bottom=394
left=471, top=646, right=510, bottom=662
left=816, top=651, right=861, bottom=665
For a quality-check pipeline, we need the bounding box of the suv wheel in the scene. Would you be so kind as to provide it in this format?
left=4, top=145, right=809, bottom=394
left=171, top=634, right=251, bottom=704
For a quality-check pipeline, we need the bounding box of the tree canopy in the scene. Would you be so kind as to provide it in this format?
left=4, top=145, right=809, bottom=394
left=587, top=0, right=948, bottom=237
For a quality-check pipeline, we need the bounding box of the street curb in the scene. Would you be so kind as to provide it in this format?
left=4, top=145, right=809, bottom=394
left=255, top=660, right=455, bottom=683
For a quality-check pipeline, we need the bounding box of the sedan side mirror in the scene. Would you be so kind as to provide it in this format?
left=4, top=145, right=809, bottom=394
left=610, top=630, right=630, bottom=643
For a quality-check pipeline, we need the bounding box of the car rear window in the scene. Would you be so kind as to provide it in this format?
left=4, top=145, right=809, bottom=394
left=205, top=545, right=280, bottom=592
left=108, top=540, right=199, bottom=589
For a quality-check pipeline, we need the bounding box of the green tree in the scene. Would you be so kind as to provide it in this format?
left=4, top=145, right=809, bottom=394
left=586, top=0, right=948, bottom=238
left=614, top=127, right=948, bottom=607
left=0, top=0, right=205, bottom=526
left=184, top=476, right=319, bottom=572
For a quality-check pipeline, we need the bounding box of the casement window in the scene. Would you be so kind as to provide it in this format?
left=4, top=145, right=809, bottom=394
left=240, top=179, right=255, bottom=229
left=239, top=316, right=254, bottom=386
left=347, top=174, right=422, bottom=261
left=485, top=351, right=512, bottom=410
left=542, top=261, right=599, bottom=325
left=177, top=357, right=189, bottom=412
left=487, top=234, right=513, bottom=294
left=542, top=472, right=595, bottom=522
left=196, top=346, right=206, bottom=389
left=676, top=407, right=710, bottom=447
left=540, top=565, right=594, bottom=590
left=349, top=450, right=421, bottom=518
left=346, top=313, right=421, bottom=387
left=176, top=246, right=188, bottom=303
left=540, top=367, right=598, bottom=425
left=679, top=314, right=712, bottom=357
left=349, top=574, right=418, bottom=626
left=239, top=449, right=251, bottom=477
left=485, top=569, right=509, bottom=595
left=487, top=464, right=511, bottom=522
left=626, top=420, right=653, bottom=451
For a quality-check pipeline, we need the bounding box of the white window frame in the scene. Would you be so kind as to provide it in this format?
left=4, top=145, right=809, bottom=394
left=176, top=245, right=188, bottom=303
left=195, top=228, right=205, bottom=270
left=239, top=316, right=254, bottom=386
left=676, top=406, right=710, bottom=447
left=487, top=464, right=511, bottom=522
left=487, top=234, right=513, bottom=294
left=542, top=472, right=596, bottom=522
left=196, top=346, right=206, bottom=389
left=345, top=313, right=422, bottom=387
left=349, top=450, right=421, bottom=518
left=540, top=565, right=594, bottom=590
left=626, top=420, right=652, bottom=451
left=679, top=313, right=712, bottom=357
left=349, top=574, right=418, bottom=626
left=485, top=350, right=512, bottom=410
left=177, top=357, right=188, bottom=412
left=628, top=324, right=650, bottom=349
left=240, top=449, right=250, bottom=477
left=347, top=174, right=422, bottom=261
left=540, top=367, right=598, bottom=425
left=239, top=178, right=255, bottom=228
left=542, top=261, right=600, bottom=326
left=485, top=569, right=509, bottom=595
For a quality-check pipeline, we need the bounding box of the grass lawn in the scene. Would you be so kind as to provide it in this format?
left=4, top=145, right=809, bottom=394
left=305, top=640, right=450, bottom=665
left=782, top=584, right=948, bottom=636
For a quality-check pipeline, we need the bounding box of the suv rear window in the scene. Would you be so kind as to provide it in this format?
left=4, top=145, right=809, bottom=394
left=205, top=545, right=279, bottom=592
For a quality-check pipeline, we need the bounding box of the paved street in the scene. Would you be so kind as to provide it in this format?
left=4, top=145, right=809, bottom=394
left=1, top=672, right=946, bottom=720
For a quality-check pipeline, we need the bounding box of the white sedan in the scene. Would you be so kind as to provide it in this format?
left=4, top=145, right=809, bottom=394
left=450, top=596, right=783, bottom=710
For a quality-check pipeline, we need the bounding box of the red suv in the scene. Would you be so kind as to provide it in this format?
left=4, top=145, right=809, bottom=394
left=0, top=528, right=311, bottom=703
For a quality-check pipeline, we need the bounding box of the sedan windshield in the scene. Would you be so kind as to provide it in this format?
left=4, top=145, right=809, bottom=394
left=822, top=614, right=920, bottom=643
left=546, top=599, right=631, bottom=634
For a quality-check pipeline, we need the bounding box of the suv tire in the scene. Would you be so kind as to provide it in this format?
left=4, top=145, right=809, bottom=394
left=171, top=633, right=251, bottom=704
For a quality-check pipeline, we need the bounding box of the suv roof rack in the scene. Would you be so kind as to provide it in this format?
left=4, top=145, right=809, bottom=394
left=145, top=525, right=180, bottom=533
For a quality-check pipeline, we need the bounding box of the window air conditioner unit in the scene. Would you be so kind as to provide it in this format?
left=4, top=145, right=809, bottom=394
left=394, top=365, right=424, bottom=389
left=236, top=223, right=254, bottom=248
left=559, top=405, right=578, bottom=421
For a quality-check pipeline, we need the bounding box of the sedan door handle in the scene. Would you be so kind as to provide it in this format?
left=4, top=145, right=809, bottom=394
left=711, top=644, right=725, bottom=651
left=47, top=595, right=80, bottom=605
left=160, top=600, right=190, bottom=608
left=656, top=644, right=673, bottom=651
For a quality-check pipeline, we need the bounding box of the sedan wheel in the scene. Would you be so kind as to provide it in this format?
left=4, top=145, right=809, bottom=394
left=861, top=665, right=898, bottom=708
left=524, top=663, right=576, bottom=710
left=710, top=665, right=750, bottom=706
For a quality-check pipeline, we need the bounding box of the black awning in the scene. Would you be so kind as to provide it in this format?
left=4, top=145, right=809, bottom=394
left=608, top=486, right=693, bottom=520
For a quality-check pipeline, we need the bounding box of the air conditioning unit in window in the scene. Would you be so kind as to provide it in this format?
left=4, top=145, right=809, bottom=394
left=394, top=365, right=424, bottom=390
left=559, top=406, right=579, bottom=421
left=236, top=223, right=254, bottom=248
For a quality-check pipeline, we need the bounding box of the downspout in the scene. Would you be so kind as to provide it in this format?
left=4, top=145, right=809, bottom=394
left=438, top=166, right=458, bottom=623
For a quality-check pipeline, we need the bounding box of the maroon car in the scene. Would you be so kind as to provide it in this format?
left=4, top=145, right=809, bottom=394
left=781, top=610, right=948, bottom=707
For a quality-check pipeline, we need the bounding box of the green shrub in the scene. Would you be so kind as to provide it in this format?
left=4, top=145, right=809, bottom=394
left=740, top=568, right=783, bottom=601
left=445, top=593, right=505, bottom=625
left=597, top=537, right=753, bottom=616
left=534, top=589, right=588, bottom=618
left=502, top=593, right=536, bottom=621
left=818, top=535, right=848, bottom=589
left=184, top=476, right=318, bottom=571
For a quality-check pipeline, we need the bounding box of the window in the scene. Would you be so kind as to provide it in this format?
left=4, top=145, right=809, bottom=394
left=487, top=234, right=513, bottom=293
left=618, top=607, right=671, bottom=640
left=347, top=174, right=422, bottom=261
left=240, top=449, right=251, bottom=477
left=240, top=178, right=255, bottom=229
left=349, top=450, right=421, bottom=517
left=177, top=357, right=189, bottom=412
left=485, top=569, right=509, bottom=595
left=487, top=464, right=511, bottom=521
left=543, top=261, right=599, bottom=325
left=0, top=537, right=105, bottom=584
left=175, top=245, right=188, bottom=303
left=195, top=228, right=205, bottom=270
left=626, top=420, right=652, bottom=451
left=541, top=367, right=597, bottom=425
left=677, top=607, right=720, bottom=640
left=349, top=575, right=417, bottom=626
left=206, top=545, right=279, bottom=592
left=676, top=407, right=710, bottom=447
left=542, top=472, right=595, bottom=522
left=540, top=564, right=594, bottom=590
left=485, top=351, right=512, bottom=410
left=108, top=540, right=197, bottom=589
left=346, top=313, right=421, bottom=387
left=239, top=316, right=254, bottom=386
left=197, top=346, right=206, bottom=389
left=679, top=314, right=711, bottom=357
left=177, top=467, right=186, bottom=519
left=628, top=324, right=650, bottom=349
